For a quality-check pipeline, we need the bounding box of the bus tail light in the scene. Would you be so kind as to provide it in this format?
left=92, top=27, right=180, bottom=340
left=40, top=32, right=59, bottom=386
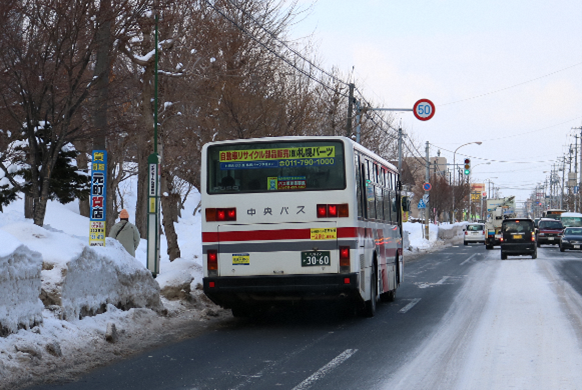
left=206, top=208, right=237, bottom=222
left=207, top=250, right=218, bottom=276
left=317, top=204, right=349, bottom=218
left=339, top=246, right=350, bottom=273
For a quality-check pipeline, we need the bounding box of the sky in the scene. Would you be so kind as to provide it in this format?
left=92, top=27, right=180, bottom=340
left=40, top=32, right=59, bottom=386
left=288, top=0, right=582, bottom=206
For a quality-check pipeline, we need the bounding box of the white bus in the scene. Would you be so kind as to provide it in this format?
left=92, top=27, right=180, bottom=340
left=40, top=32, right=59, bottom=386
left=201, top=136, right=406, bottom=317
left=560, top=212, right=582, bottom=228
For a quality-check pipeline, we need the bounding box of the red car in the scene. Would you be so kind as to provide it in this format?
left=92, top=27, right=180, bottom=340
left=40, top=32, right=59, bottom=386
left=537, top=218, right=564, bottom=247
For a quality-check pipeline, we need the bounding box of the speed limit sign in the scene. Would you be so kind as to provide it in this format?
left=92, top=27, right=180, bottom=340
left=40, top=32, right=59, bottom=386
left=413, top=99, right=435, bottom=121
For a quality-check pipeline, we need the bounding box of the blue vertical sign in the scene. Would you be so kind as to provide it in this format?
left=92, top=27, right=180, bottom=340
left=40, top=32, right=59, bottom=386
left=89, top=150, right=107, bottom=246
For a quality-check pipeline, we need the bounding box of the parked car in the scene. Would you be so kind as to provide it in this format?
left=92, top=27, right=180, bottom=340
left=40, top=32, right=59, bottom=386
left=463, top=223, right=486, bottom=245
left=500, top=218, right=537, bottom=260
left=537, top=218, right=564, bottom=247
left=559, top=227, right=582, bottom=252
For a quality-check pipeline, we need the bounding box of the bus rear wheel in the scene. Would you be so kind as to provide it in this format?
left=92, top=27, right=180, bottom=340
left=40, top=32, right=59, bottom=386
left=362, top=267, right=377, bottom=317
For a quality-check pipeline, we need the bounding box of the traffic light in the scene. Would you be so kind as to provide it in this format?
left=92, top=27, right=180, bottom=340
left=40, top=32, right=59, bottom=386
left=464, top=158, right=471, bottom=175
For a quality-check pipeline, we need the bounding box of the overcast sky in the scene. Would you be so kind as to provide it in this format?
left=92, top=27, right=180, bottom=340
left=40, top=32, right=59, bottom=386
left=289, top=0, right=582, bottom=206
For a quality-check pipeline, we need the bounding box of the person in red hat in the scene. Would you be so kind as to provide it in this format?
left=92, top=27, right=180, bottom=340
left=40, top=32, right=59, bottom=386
left=108, top=209, right=140, bottom=256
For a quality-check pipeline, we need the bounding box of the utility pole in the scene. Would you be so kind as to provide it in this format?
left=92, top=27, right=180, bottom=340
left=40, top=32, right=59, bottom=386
left=425, top=141, right=430, bottom=238
left=574, top=126, right=582, bottom=212
left=355, top=100, right=362, bottom=143
left=561, top=157, right=566, bottom=210
left=346, top=83, right=354, bottom=137
left=576, top=134, right=579, bottom=212
left=398, top=125, right=403, bottom=173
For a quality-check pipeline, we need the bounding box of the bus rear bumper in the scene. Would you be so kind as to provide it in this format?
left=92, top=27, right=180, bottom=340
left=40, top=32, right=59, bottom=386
left=203, top=273, right=360, bottom=308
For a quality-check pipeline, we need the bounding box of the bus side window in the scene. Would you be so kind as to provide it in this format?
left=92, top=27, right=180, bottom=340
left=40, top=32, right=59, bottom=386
left=355, top=155, right=364, bottom=218
left=384, top=188, right=392, bottom=222
left=376, top=185, right=384, bottom=221
left=365, top=159, right=376, bottom=220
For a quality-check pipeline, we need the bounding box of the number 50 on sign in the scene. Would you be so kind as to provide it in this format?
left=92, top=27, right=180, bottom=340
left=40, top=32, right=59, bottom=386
left=413, top=99, right=435, bottom=121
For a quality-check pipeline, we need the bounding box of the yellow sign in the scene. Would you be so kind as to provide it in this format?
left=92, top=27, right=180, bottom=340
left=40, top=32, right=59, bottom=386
left=310, top=228, right=337, bottom=240
left=232, top=253, right=250, bottom=265
left=149, top=197, right=156, bottom=213
left=471, top=192, right=481, bottom=201
left=220, top=146, right=335, bottom=162
left=89, top=221, right=106, bottom=246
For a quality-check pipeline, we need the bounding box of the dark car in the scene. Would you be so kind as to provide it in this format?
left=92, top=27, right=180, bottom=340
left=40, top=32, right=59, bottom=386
left=537, top=218, right=564, bottom=247
left=559, top=227, right=582, bottom=252
left=500, top=218, right=537, bottom=260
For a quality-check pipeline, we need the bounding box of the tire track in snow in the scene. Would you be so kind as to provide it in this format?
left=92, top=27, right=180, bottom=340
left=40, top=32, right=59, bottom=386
left=381, top=257, right=582, bottom=390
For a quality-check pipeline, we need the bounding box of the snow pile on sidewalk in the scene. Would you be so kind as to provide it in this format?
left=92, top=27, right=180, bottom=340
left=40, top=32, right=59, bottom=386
left=0, top=222, right=163, bottom=322
left=403, top=221, right=467, bottom=255
left=403, top=221, right=439, bottom=252
left=0, top=231, right=43, bottom=336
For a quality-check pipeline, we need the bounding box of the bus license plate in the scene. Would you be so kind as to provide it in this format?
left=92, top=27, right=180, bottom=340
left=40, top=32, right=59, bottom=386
left=301, top=251, right=331, bottom=267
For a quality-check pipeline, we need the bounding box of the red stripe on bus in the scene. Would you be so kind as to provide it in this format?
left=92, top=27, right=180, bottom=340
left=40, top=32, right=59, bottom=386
left=202, top=227, right=358, bottom=243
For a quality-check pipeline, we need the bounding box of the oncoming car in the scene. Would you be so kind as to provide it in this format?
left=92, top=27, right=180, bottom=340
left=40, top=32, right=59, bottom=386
left=500, top=218, right=537, bottom=260
left=537, top=218, right=564, bottom=247
left=463, top=223, right=486, bottom=245
left=559, top=227, right=582, bottom=252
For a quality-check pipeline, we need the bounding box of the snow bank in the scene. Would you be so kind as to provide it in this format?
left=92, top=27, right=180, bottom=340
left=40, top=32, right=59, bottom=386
left=0, top=223, right=163, bottom=322
left=0, top=230, right=44, bottom=336
left=437, top=222, right=467, bottom=240
left=403, top=222, right=439, bottom=251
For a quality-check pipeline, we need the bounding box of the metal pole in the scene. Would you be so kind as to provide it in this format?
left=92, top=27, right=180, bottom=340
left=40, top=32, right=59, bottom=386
left=346, top=83, right=354, bottom=137
left=425, top=142, right=430, bottom=238
left=398, top=126, right=403, bottom=173
left=561, top=157, right=565, bottom=210
left=146, top=8, right=161, bottom=276
left=355, top=100, right=361, bottom=144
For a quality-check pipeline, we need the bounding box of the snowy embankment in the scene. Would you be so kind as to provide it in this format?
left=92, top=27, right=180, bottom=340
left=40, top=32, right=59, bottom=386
left=0, top=231, right=43, bottom=337
left=403, top=221, right=466, bottom=256
left=0, top=223, right=163, bottom=326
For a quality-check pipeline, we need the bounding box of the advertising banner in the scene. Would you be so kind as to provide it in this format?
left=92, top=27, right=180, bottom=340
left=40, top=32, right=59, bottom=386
left=89, top=150, right=107, bottom=246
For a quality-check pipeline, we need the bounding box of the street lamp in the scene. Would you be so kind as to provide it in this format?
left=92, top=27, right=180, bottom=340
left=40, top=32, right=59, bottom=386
left=452, top=141, right=482, bottom=222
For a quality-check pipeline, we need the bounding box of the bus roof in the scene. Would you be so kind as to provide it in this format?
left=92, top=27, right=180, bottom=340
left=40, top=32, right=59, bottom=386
left=202, top=136, right=399, bottom=173
left=560, top=212, right=582, bottom=217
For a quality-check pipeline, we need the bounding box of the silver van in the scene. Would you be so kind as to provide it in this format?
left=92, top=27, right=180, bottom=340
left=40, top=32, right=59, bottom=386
left=464, top=223, right=486, bottom=245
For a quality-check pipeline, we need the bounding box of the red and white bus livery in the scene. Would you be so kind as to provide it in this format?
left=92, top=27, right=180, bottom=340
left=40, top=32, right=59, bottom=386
left=201, top=136, right=405, bottom=317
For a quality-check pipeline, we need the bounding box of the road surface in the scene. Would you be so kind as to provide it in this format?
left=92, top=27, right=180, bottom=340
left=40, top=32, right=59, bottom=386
left=27, top=243, right=582, bottom=390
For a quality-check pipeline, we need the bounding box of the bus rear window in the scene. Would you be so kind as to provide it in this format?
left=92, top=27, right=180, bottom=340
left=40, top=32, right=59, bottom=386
left=207, top=140, right=346, bottom=194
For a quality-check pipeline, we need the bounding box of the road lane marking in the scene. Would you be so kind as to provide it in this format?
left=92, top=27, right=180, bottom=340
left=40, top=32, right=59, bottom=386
left=399, top=298, right=422, bottom=313
left=232, top=332, right=334, bottom=390
left=460, top=253, right=477, bottom=266
left=292, top=349, right=358, bottom=390
left=435, top=276, right=450, bottom=285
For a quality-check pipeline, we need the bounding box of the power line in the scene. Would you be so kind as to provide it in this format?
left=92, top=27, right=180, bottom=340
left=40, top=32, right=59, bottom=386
left=224, top=0, right=349, bottom=89
left=203, top=0, right=349, bottom=98
left=440, top=61, right=582, bottom=106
